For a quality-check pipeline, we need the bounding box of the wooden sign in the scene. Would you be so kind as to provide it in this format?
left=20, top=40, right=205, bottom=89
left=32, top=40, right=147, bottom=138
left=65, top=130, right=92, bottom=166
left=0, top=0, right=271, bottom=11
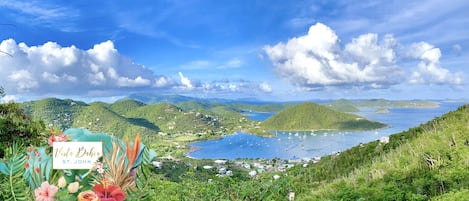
left=53, top=142, right=103, bottom=169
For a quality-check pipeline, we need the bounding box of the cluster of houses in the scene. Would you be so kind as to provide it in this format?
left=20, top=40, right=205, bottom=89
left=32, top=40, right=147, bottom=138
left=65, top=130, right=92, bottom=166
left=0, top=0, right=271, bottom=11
left=152, top=157, right=320, bottom=178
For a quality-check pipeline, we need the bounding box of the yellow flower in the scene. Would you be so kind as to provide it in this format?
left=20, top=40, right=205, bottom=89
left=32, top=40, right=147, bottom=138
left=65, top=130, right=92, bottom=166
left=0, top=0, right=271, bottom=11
left=77, top=190, right=99, bottom=201
left=67, top=182, right=80, bottom=193
left=57, top=176, right=67, bottom=188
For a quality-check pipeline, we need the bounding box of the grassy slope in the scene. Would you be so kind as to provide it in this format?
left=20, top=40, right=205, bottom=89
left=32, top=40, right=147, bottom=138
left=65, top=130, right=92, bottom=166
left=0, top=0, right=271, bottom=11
left=261, top=102, right=386, bottom=130
left=288, top=104, right=469, bottom=200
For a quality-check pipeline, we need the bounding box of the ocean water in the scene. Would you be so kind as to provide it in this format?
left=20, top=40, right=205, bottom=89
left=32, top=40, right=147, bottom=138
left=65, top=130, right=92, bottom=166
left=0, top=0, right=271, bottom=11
left=189, top=101, right=466, bottom=160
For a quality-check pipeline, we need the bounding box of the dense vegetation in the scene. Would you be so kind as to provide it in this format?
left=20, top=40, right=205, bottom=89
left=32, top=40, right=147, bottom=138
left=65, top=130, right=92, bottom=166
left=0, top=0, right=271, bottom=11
left=19, top=98, right=263, bottom=157
left=21, top=98, right=257, bottom=137
left=262, top=102, right=387, bottom=130
left=22, top=98, right=87, bottom=130
left=1, top=92, right=469, bottom=200
left=0, top=102, right=45, bottom=158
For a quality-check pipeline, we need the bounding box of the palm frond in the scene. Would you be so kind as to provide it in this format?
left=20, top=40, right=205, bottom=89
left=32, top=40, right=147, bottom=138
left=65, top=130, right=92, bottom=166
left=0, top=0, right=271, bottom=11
left=0, top=143, right=33, bottom=201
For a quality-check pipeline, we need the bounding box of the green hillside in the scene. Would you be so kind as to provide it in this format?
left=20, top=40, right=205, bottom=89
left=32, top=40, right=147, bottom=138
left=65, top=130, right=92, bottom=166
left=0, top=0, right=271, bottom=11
left=72, top=104, right=159, bottom=137
left=262, top=102, right=386, bottom=130
left=285, top=104, right=469, bottom=200
left=21, top=98, right=258, bottom=140
left=21, top=98, right=87, bottom=130
left=108, top=99, right=146, bottom=115
left=322, top=99, right=360, bottom=112
left=176, top=100, right=213, bottom=111
left=125, top=102, right=254, bottom=136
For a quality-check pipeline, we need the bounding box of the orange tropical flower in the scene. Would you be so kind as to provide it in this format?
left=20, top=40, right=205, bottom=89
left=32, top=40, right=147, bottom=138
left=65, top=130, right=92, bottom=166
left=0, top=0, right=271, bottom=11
left=77, top=190, right=99, bottom=201
left=125, top=134, right=140, bottom=166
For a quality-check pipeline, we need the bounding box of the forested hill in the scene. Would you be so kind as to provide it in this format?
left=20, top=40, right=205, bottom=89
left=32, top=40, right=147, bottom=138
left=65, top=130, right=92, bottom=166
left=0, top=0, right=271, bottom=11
left=285, top=104, right=469, bottom=200
left=261, top=102, right=387, bottom=130
left=20, top=98, right=257, bottom=138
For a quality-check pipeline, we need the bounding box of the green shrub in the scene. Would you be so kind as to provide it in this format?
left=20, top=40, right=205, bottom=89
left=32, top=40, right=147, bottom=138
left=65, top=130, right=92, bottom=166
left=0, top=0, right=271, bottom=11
left=0, top=102, right=46, bottom=158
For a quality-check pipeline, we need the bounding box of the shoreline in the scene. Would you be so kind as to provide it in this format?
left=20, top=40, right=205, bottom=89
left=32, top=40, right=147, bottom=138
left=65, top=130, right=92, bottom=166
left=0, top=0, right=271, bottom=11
left=184, top=145, right=201, bottom=158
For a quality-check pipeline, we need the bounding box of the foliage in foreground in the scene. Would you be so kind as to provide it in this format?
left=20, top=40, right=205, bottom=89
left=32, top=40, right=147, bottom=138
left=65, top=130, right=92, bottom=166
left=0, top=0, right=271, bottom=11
left=0, top=128, right=155, bottom=201
left=0, top=102, right=46, bottom=158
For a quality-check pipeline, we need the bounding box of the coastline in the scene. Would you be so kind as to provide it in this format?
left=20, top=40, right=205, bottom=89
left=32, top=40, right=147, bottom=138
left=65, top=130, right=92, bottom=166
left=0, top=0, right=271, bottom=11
left=184, top=145, right=201, bottom=159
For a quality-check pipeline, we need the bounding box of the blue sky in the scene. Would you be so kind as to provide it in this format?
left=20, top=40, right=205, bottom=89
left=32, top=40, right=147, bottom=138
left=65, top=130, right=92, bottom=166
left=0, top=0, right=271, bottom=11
left=0, top=0, right=468, bottom=102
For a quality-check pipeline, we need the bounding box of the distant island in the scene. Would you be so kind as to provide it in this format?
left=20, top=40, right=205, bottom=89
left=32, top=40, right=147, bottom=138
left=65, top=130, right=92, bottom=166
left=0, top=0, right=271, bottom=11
left=261, top=102, right=387, bottom=131
left=321, top=99, right=439, bottom=112
left=375, top=108, right=390, bottom=113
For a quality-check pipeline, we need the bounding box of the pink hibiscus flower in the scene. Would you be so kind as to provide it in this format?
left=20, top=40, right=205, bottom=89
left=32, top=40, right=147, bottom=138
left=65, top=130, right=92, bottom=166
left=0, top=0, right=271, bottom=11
left=34, top=181, right=58, bottom=201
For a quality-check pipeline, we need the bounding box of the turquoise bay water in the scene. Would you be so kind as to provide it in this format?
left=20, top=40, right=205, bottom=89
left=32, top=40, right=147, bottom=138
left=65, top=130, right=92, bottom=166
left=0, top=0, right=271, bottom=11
left=189, top=102, right=466, bottom=160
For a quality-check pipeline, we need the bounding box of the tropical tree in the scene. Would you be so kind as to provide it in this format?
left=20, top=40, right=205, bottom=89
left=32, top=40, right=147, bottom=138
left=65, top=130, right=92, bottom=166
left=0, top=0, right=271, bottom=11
left=0, top=101, right=46, bottom=158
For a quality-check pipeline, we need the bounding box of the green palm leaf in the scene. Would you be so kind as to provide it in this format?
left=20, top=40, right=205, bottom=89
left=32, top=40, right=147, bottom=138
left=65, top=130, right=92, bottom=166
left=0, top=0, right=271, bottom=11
left=0, top=143, right=32, bottom=201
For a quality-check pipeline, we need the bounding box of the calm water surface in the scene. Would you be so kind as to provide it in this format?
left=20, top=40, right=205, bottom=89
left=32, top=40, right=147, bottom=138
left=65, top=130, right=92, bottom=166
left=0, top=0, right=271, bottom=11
left=189, top=101, right=466, bottom=160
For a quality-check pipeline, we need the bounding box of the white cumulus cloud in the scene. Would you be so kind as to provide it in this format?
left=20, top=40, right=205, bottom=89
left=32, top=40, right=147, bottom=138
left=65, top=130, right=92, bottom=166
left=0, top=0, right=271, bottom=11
left=0, top=95, right=18, bottom=103
left=407, top=42, right=463, bottom=85
left=178, top=72, right=194, bottom=89
left=264, top=22, right=463, bottom=90
left=259, top=82, right=272, bottom=93
left=0, top=39, right=174, bottom=96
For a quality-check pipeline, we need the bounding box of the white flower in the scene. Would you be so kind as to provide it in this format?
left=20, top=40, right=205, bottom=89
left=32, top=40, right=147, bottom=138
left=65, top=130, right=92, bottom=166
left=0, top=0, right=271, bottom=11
left=57, top=176, right=67, bottom=188
left=67, top=182, right=80, bottom=193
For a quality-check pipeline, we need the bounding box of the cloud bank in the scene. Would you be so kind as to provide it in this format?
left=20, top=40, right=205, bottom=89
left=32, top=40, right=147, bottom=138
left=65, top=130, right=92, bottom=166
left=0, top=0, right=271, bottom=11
left=264, top=23, right=463, bottom=90
left=0, top=39, right=271, bottom=98
left=0, top=39, right=174, bottom=96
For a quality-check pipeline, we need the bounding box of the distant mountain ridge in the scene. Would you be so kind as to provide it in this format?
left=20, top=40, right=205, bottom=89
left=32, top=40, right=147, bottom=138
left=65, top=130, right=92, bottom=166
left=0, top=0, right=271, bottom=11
left=325, top=98, right=440, bottom=108
left=124, top=93, right=441, bottom=113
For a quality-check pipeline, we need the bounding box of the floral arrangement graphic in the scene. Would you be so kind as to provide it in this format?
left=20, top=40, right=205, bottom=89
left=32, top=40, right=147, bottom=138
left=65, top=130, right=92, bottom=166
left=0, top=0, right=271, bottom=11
left=0, top=128, right=155, bottom=201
